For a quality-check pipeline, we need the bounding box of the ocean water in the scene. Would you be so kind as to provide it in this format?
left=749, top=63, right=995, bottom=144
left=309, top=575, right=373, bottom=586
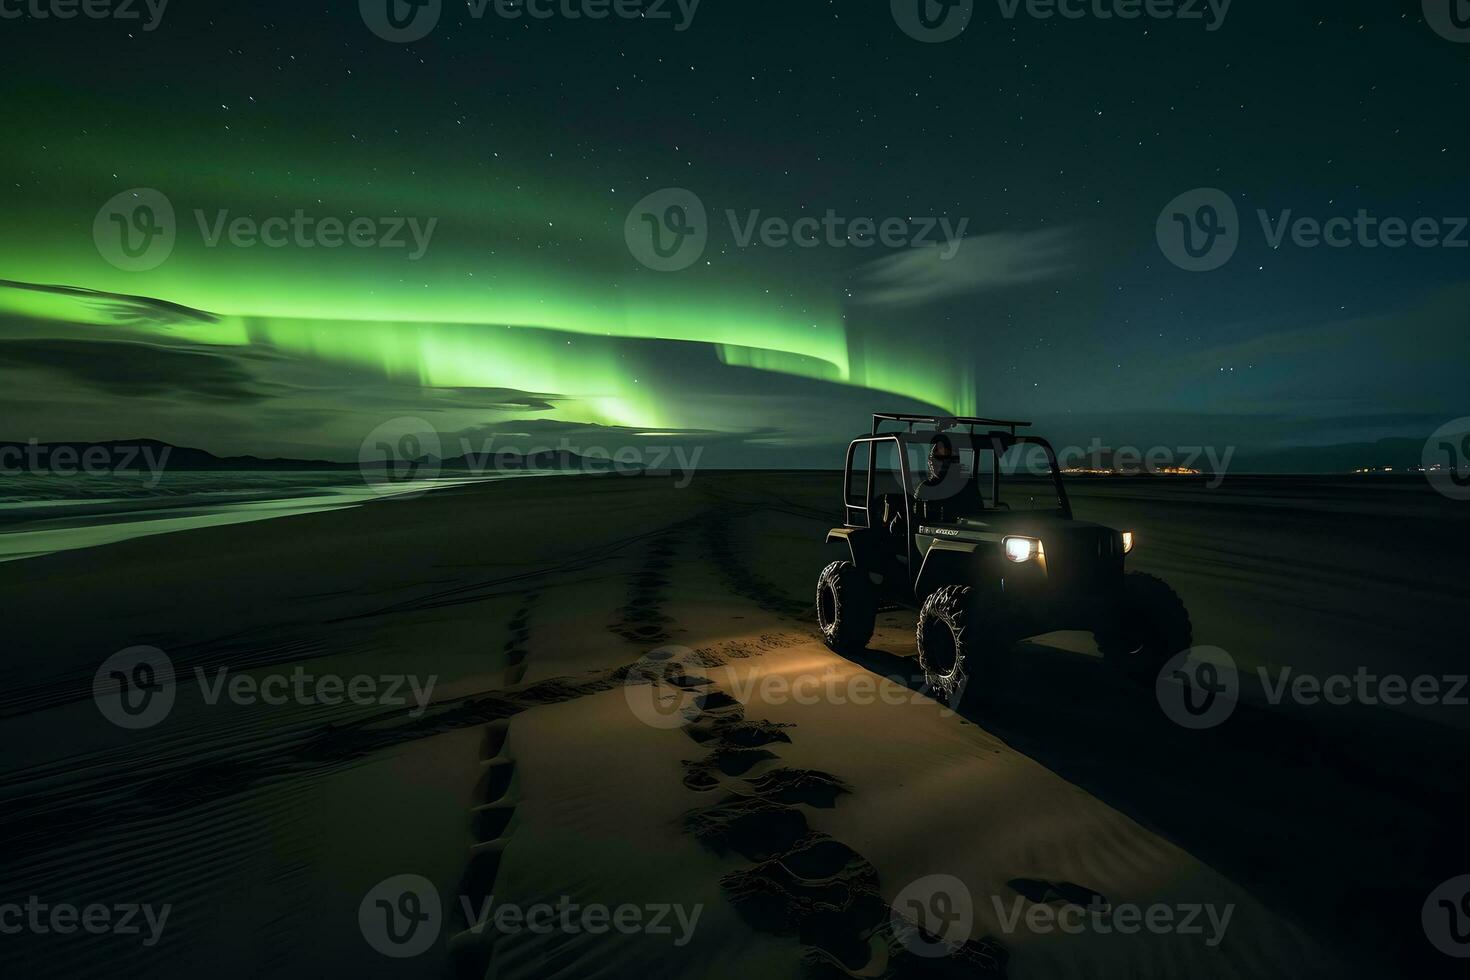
left=0, top=470, right=534, bottom=562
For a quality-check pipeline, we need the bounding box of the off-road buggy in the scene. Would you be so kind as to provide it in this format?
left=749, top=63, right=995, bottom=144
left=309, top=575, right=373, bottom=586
left=817, top=414, right=1192, bottom=707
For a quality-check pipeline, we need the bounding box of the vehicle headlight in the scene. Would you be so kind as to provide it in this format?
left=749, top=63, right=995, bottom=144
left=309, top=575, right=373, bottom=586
left=1004, top=536, right=1041, bottom=563
left=1122, top=531, right=1135, bottom=555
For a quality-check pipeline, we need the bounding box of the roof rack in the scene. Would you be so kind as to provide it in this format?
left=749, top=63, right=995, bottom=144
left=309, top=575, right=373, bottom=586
left=871, top=413, right=1033, bottom=437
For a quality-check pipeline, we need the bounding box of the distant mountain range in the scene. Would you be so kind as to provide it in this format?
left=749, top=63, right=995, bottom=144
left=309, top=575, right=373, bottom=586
left=0, top=437, right=1435, bottom=476
left=0, top=439, right=615, bottom=473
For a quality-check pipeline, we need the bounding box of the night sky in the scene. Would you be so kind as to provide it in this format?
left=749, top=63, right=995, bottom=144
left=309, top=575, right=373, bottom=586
left=1, top=1, right=1466, bottom=467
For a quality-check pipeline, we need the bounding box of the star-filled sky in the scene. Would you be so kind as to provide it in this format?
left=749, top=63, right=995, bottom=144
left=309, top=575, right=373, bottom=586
left=1, top=0, right=1466, bottom=467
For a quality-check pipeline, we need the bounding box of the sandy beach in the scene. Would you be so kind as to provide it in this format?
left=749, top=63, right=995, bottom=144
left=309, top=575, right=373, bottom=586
left=3, top=472, right=1466, bottom=979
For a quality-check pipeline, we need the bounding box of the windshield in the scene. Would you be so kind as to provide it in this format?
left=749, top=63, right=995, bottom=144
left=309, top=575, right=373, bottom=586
left=897, top=431, right=1068, bottom=516
left=996, top=441, right=1068, bottom=513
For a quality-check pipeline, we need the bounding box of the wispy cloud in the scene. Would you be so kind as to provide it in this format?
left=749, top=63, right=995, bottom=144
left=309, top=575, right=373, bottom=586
left=0, top=339, right=267, bottom=402
left=849, top=227, right=1079, bottom=308
left=0, top=278, right=220, bottom=326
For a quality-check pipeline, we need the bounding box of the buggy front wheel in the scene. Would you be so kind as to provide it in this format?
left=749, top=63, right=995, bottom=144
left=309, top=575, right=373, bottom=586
left=816, top=560, right=876, bottom=654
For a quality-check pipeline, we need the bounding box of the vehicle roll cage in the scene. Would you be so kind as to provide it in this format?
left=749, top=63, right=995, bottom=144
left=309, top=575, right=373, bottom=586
left=847, top=413, right=1074, bottom=530
left=871, top=412, right=1033, bottom=438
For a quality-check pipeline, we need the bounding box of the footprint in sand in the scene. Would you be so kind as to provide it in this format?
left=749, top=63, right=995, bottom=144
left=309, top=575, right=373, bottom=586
left=501, top=593, right=539, bottom=686
left=1007, top=877, right=1110, bottom=911
left=450, top=719, right=519, bottom=980
left=676, top=685, right=1008, bottom=978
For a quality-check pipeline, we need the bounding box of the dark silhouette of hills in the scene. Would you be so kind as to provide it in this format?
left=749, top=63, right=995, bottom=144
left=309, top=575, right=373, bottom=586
left=0, top=436, right=1433, bottom=476
left=0, top=439, right=611, bottom=473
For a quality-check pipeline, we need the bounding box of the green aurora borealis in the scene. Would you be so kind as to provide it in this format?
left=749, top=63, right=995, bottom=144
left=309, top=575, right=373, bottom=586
left=0, top=121, right=975, bottom=441
left=1, top=2, right=1466, bottom=466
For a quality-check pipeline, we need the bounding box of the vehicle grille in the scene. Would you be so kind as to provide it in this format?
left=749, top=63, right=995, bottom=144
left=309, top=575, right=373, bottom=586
left=1045, top=528, right=1123, bottom=591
